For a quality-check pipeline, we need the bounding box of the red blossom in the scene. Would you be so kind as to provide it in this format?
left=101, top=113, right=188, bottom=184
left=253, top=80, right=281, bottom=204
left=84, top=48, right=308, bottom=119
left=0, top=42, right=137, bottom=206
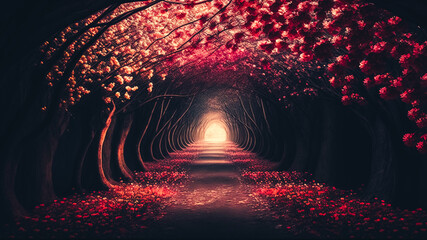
left=416, top=141, right=427, bottom=154
left=371, top=41, right=389, bottom=53
left=388, top=16, right=402, bottom=26
left=341, top=95, right=351, bottom=105
left=379, top=86, right=399, bottom=100
left=373, top=21, right=393, bottom=40
left=374, top=73, right=391, bottom=85
left=363, top=77, right=375, bottom=89
left=359, top=60, right=372, bottom=74
left=344, top=75, right=355, bottom=84
left=400, top=89, right=416, bottom=104
left=331, top=35, right=346, bottom=47
left=403, top=133, right=417, bottom=147
left=336, top=55, right=351, bottom=67
left=421, top=73, right=427, bottom=87
left=329, top=77, right=342, bottom=88
left=341, top=85, right=351, bottom=95
left=417, top=117, right=427, bottom=129
left=299, top=53, right=313, bottom=62
left=408, top=108, right=424, bottom=121
left=391, top=77, right=404, bottom=90
left=399, top=53, right=412, bottom=68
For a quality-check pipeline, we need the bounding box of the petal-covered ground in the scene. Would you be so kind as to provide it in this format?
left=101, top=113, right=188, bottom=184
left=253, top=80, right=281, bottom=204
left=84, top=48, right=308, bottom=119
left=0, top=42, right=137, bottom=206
left=2, top=142, right=427, bottom=239
left=0, top=149, right=198, bottom=239
left=228, top=146, right=427, bottom=239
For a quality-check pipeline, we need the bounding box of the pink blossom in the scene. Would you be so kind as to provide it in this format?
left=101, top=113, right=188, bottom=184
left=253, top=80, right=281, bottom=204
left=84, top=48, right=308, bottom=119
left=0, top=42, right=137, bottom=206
left=374, top=73, right=391, bottom=85
left=299, top=53, right=313, bottom=62
left=403, top=133, right=417, bottom=147
left=388, top=16, right=402, bottom=26
left=416, top=141, right=427, bottom=154
left=329, top=77, right=341, bottom=88
left=341, top=95, right=351, bottom=105
left=345, top=75, right=355, bottom=84
left=421, top=74, right=427, bottom=87
left=417, top=117, right=427, bottom=129
left=400, top=89, right=416, bottom=104
left=371, top=41, right=388, bottom=53
left=363, top=77, right=375, bottom=89
left=336, top=55, right=351, bottom=67
left=399, top=54, right=412, bottom=68
left=341, top=85, right=351, bottom=95
left=359, top=60, right=372, bottom=74
left=408, top=108, right=424, bottom=121
left=379, top=87, right=398, bottom=100
left=391, top=77, right=404, bottom=90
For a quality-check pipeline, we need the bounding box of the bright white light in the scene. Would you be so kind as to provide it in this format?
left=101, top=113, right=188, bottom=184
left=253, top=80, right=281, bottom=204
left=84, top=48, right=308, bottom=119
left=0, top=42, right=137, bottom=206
left=204, top=122, right=227, bottom=142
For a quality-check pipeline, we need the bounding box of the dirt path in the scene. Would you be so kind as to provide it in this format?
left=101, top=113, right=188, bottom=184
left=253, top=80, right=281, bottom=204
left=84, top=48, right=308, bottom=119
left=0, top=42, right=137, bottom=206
left=144, top=141, right=289, bottom=239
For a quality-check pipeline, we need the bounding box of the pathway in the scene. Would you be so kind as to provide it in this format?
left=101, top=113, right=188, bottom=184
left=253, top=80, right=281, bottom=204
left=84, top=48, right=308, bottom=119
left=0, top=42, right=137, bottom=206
left=144, top=141, right=289, bottom=239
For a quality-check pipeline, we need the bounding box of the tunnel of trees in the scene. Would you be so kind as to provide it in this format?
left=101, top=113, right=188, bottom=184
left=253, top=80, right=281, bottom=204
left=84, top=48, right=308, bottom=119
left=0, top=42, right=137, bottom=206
left=1, top=0, right=427, bottom=237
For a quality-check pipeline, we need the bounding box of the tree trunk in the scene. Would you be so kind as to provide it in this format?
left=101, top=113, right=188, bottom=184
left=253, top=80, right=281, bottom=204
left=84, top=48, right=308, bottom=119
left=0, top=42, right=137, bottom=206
left=314, top=101, right=340, bottom=183
left=364, top=114, right=397, bottom=202
left=97, top=102, right=116, bottom=189
left=115, top=113, right=135, bottom=181
left=102, top=115, right=118, bottom=184
left=16, top=109, right=70, bottom=209
left=73, top=118, right=95, bottom=192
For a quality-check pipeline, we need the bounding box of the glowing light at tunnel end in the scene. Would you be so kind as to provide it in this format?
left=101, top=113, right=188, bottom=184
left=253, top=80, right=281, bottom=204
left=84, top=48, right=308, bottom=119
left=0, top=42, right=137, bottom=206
left=204, top=122, right=227, bottom=142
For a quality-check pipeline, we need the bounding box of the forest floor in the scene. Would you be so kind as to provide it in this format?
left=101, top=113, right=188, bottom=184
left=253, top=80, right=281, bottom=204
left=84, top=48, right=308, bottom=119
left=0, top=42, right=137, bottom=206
left=2, top=141, right=427, bottom=239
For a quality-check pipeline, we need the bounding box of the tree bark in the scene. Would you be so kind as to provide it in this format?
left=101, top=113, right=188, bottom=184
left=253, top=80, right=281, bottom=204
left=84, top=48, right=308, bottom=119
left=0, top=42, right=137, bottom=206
left=115, top=113, right=135, bottom=181
left=97, top=102, right=116, bottom=189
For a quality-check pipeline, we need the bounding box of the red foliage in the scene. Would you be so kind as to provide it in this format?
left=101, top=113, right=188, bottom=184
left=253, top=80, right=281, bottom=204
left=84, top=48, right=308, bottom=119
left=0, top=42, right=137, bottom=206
left=379, top=87, right=399, bottom=100
left=417, top=117, right=427, bottom=129
left=408, top=108, right=424, bottom=121
left=341, top=95, right=351, bottom=105
left=417, top=141, right=427, bottom=154
left=42, top=0, right=427, bottom=152
left=363, top=77, right=375, bottom=89
left=403, top=133, right=417, bottom=147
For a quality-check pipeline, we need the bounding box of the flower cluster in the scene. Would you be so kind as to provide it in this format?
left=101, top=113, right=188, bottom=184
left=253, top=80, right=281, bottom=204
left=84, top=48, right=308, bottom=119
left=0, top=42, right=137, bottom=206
left=256, top=183, right=427, bottom=239
left=0, top=184, right=174, bottom=239
left=134, top=171, right=188, bottom=185
left=42, top=0, right=426, bottom=151
left=144, top=158, right=193, bottom=172
left=229, top=144, right=427, bottom=238
left=232, top=0, right=427, bottom=152
left=242, top=171, right=311, bottom=185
